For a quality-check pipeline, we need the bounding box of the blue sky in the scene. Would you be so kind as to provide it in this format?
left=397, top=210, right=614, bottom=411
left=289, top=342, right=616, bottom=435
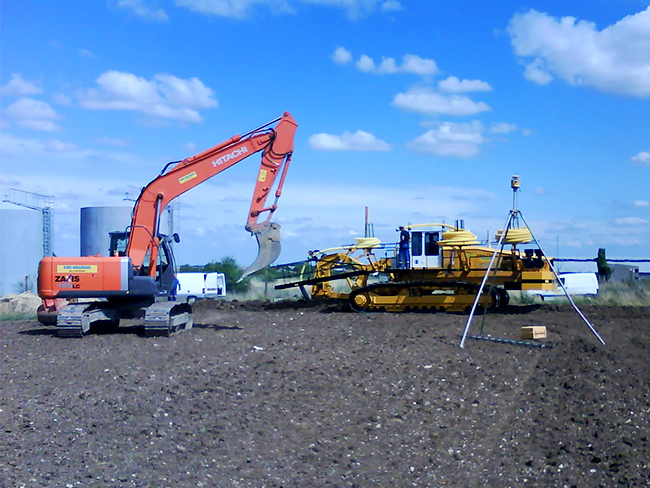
left=1, top=0, right=649, bottom=272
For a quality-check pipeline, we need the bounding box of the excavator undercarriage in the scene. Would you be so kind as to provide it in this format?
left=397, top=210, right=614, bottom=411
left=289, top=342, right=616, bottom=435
left=347, top=281, right=509, bottom=313
left=52, top=300, right=194, bottom=338
left=39, top=295, right=194, bottom=337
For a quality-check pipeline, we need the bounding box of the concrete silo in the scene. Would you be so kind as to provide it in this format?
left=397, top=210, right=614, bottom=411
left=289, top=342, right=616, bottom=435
left=80, top=206, right=132, bottom=257
left=0, top=208, right=43, bottom=296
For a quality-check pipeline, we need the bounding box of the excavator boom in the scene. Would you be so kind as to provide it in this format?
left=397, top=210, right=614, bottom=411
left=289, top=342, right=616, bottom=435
left=127, top=112, right=297, bottom=276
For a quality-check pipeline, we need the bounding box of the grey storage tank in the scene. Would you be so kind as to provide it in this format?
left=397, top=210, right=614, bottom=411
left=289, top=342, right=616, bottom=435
left=80, top=206, right=132, bottom=257
left=0, top=208, right=43, bottom=296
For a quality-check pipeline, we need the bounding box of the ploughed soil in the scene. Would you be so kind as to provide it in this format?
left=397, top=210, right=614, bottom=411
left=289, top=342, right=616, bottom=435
left=2, top=301, right=649, bottom=488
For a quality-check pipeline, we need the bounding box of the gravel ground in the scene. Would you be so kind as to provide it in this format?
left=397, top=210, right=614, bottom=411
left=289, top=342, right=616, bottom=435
left=1, top=302, right=649, bottom=488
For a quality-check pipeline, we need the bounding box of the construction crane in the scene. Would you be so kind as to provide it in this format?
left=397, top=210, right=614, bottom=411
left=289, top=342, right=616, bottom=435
left=3, top=188, right=54, bottom=257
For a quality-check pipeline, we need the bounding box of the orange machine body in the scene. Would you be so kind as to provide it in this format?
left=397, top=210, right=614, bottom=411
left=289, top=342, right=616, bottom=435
left=38, top=256, right=131, bottom=299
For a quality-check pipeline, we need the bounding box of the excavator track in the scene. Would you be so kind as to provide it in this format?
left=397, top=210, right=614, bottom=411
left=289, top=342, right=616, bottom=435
left=55, top=301, right=193, bottom=337
left=144, top=302, right=193, bottom=337
left=348, top=281, right=509, bottom=313
left=56, top=303, right=119, bottom=338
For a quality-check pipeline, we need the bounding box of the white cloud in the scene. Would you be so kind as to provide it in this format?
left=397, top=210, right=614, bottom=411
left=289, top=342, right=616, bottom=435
left=4, top=98, right=63, bottom=132
left=47, top=140, right=81, bottom=152
left=78, top=49, right=96, bottom=58
left=331, top=46, right=352, bottom=64
left=174, top=1, right=401, bottom=20
left=508, top=7, right=650, bottom=97
left=631, top=149, right=650, bottom=166
left=392, top=87, right=491, bottom=116
left=175, top=0, right=293, bottom=19
left=399, top=54, right=438, bottom=75
left=76, top=70, right=218, bottom=123
left=1, top=74, right=42, bottom=97
left=634, top=200, right=649, bottom=207
left=52, top=92, right=72, bottom=105
left=308, top=130, right=391, bottom=151
left=356, top=54, right=375, bottom=72
left=117, top=0, right=169, bottom=21
left=522, top=58, right=553, bottom=85
left=614, top=217, right=649, bottom=225
left=522, top=218, right=649, bottom=257
left=377, top=57, right=399, bottom=74
left=0, top=133, right=151, bottom=175
left=381, top=1, right=401, bottom=13
left=0, top=134, right=80, bottom=155
left=354, top=53, right=438, bottom=75
left=96, top=136, right=130, bottom=147
left=535, top=187, right=546, bottom=195
left=407, top=121, right=485, bottom=158
left=438, top=76, right=492, bottom=93
left=490, top=122, right=517, bottom=134
left=300, top=0, right=383, bottom=20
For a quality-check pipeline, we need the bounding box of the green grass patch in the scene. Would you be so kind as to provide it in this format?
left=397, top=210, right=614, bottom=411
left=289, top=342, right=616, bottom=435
left=594, top=280, right=650, bottom=306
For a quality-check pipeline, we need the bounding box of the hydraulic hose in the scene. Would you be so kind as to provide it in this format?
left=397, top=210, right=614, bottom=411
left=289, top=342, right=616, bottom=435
left=439, top=230, right=480, bottom=247
left=317, top=237, right=382, bottom=255
left=495, top=227, right=532, bottom=245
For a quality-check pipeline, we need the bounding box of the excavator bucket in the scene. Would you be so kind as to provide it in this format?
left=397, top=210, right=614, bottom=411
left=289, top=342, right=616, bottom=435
left=239, top=222, right=282, bottom=281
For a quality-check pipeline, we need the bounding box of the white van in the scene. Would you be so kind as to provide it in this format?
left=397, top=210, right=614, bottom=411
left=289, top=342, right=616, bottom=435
left=529, top=272, right=598, bottom=300
left=176, top=272, right=226, bottom=300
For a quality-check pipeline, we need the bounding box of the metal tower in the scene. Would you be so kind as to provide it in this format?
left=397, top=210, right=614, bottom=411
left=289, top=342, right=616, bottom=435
left=3, top=188, right=54, bottom=257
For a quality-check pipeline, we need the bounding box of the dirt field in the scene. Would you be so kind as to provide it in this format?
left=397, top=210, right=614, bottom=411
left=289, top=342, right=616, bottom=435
left=2, top=301, right=649, bottom=488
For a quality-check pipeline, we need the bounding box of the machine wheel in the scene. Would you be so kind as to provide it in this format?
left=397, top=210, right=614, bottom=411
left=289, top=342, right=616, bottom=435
left=349, top=290, right=371, bottom=312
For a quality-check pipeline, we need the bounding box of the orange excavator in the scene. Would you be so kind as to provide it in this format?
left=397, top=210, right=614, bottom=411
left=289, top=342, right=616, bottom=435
left=37, top=112, right=298, bottom=337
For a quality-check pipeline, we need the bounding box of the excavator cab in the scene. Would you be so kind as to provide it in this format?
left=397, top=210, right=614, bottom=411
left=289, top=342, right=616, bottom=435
left=109, top=231, right=179, bottom=299
left=109, top=231, right=129, bottom=257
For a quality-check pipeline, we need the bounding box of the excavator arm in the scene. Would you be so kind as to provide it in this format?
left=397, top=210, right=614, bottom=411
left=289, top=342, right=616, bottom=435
left=126, top=112, right=297, bottom=278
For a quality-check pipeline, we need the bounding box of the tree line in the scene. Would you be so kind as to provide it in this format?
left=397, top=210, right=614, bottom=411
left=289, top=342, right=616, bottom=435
left=178, top=256, right=251, bottom=294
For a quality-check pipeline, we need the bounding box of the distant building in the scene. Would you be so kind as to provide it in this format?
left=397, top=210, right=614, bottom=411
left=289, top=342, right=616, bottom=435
left=0, top=208, right=43, bottom=296
left=609, top=264, right=640, bottom=283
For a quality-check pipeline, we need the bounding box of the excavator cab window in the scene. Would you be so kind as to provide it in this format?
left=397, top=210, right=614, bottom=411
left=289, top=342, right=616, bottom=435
left=157, top=236, right=177, bottom=298
left=411, top=232, right=422, bottom=257
left=157, top=242, right=170, bottom=281
left=424, top=232, right=440, bottom=257
left=410, top=231, right=442, bottom=269
left=137, top=237, right=175, bottom=296
left=109, top=232, right=129, bottom=257
left=411, top=232, right=440, bottom=257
